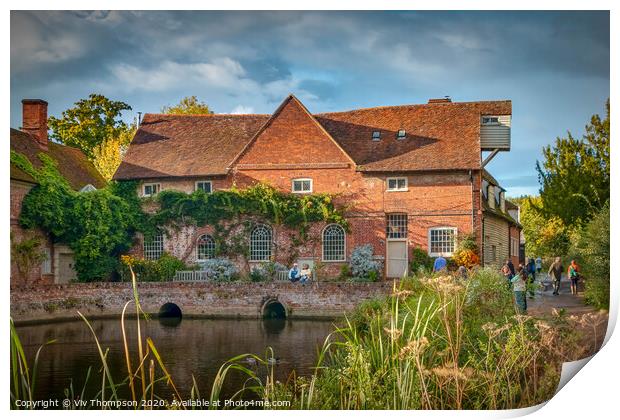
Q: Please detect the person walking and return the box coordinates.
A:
[567,260,581,295]
[511,268,528,314]
[535,256,542,274]
[548,257,564,295]
[526,258,537,298]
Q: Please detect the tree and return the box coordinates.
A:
[510,196,571,258]
[535,99,610,227]
[48,94,132,160]
[161,96,213,115]
[571,203,609,309]
[92,124,137,180]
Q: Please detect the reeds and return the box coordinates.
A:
[10,265,270,410]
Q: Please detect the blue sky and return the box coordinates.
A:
[10,11,609,196]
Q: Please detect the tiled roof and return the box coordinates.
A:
[113,96,511,180]
[317,101,511,172]
[114,114,269,179]
[10,128,106,190]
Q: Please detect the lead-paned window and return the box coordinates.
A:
[250,224,273,261]
[322,224,346,261]
[429,227,457,256]
[292,178,313,193]
[387,214,408,239]
[144,231,164,260]
[387,177,408,191]
[195,181,212,193]
[196,234,216,260]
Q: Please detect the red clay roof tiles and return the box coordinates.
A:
[113,96,511,180]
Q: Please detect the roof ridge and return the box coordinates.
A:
[315,100,512,116]
[143,113,270,118]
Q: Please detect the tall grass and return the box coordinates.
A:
[10,266,271,409]
[10,267,590,410]
[261,269,587,409]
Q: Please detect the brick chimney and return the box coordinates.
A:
[21,99,48,149]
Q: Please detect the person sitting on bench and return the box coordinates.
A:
[288,263,301,283]
[299,263,312,285]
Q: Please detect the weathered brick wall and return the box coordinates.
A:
[10,180,54,286]
[10,281,393,323]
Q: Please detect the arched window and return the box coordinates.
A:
[144,231,164,260]
[322,224,346,261]
[196,234,216,261]
[250,224,272,261]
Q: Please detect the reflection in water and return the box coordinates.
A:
[158,316,183,328]
[16,317,336,401]
[262,318,286,335]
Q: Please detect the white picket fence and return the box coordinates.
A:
[173,270,211,282]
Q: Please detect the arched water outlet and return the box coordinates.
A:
[159,302,183,319]
[262,299,287,319]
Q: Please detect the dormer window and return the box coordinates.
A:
[482,116,500,125]
[372,131,381,141]
[397,129,407,139]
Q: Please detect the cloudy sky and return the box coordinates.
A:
[10,11,609,196]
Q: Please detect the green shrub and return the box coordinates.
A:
[409,246,433,274]
[120,253,189,282]
[571,203,610,309]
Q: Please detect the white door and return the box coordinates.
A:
[58,253,77,284]
[387,241,408,278]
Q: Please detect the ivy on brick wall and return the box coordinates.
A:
[12,150,347,281]
[12,150,140,281]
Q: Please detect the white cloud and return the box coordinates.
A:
[230,105,255,114]
[109,58,250,92]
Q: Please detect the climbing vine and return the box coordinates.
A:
[12,150,348,282]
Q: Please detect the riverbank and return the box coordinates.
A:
[10,281,392,324]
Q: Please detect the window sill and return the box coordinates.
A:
[321,259,347,263]
[386,189,409,192]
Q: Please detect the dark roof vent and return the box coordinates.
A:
[428,97,452,104]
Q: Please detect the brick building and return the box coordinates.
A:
[114,94,521,279]
[10,100,106,285]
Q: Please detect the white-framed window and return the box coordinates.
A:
[428,227,457,256]
[195,181,212,193]
[292,178,313,193]
[372,131,381,141]
[144,231,164,260]
[196,234,216,261]
[143,183,161,197]
[481,116,500,125]
[397,129,407,139]
[481,179,489,199]
[387,214,408,239]
[322,224,346,262]
[41,248,52,274]
[249,224,272,261]
[386,177,408,191]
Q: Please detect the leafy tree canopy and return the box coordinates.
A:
[48,94,133,160]
[510,195,570,258]
[92,125,137,180]
[161,96,213,115]
[535,99,609,227]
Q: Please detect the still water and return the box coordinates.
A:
[16,317,337,401]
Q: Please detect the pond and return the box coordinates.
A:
[15,316,338,402]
